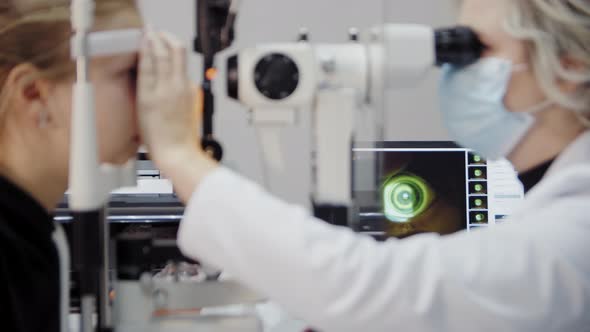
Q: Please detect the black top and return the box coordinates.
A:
[0,175,60,332]
[518,159,555,193]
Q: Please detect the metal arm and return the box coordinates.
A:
[66,1,248,330]
[194,0,240,161]
[69,1,137,331]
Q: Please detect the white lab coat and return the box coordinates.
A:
[177,131,590,332]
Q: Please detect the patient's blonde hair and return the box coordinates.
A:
[0,0,140,128]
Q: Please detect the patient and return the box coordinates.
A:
[0,1,142,331]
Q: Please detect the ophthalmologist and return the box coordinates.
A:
[136,0,590,331]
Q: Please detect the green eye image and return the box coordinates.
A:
[382,174,434,223]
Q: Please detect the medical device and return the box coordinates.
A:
[352,142,524,240]
[69,1,139,331]
[69,1,262,332]
[225,24,484,225]
[68,0,486,330]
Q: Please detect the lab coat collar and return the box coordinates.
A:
[546,130,590,178]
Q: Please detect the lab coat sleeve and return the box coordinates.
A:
[177,167,590,332]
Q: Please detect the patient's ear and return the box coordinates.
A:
[2,63,54,131]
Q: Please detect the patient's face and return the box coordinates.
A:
[47,9,143,175]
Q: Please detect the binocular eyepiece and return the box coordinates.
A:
[226,26,485,101]
[435,26,485,67]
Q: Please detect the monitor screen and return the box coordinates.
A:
[352,142,524,239]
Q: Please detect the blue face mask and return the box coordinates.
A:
[439,57,551,161]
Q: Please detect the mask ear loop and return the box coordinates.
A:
[509,63,555,114]
[509,62,555,115]
[518,99,554,114]
[511,62,590,127]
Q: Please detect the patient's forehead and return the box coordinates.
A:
[91,52,138,76]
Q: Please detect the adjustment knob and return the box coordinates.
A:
[254,53,300,100]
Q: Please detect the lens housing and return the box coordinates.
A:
[435,26,485,67]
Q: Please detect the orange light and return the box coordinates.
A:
[205,68,218,81]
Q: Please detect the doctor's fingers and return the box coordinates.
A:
[150,32,175,86]
[159,32,189,85]
[138,32,174,94]
[138,34,158,94]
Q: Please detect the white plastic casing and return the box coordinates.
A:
[71,29,143,59]
[69,82,101,210]
[314,89,359,205]
[313,44,368,205]
[71,0,94,31]
[314,44,368,96]
[381,24,435,88]
[235,42,369,205]
[69,3,139,210]
[236,43,369,108]
[233,24,437,208]
[238,43,317,108]
[69,83,137,211]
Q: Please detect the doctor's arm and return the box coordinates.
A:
[171,165,590,332]
[137,33,590,332]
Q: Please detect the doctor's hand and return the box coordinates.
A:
[137,31,218,202]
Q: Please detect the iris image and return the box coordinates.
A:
[382,173,434,223]
[353,150,467,239]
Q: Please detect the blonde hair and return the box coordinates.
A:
[503,0,590,118]
[0,0,139,127]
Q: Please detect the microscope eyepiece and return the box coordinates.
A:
[435,26,485,67]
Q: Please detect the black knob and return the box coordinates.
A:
[227,54,239,100]
[435,26,485,67]
[201,137,223,161]
[254,53,300,100]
